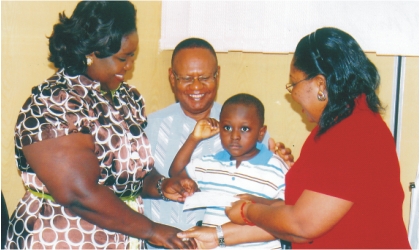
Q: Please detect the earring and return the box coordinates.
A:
[86,56,93,66]
[317,90,326,101]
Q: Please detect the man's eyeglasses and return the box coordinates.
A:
[285,77,310,93]
[172,71,218,85]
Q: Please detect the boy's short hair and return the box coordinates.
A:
[221,93,265,126]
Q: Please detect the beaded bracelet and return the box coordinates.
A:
[240,201,255,226]
[156,176,170,201]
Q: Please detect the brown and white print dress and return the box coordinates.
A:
[6,69,154,249]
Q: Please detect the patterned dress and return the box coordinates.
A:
[6,69,153,249]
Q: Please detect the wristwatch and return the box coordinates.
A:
[215,225,226,248]
[156,176,170,201]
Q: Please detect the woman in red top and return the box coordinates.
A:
[223,27,411,248]
[178,27,410,249]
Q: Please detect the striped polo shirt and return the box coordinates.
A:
[186,143,288,249]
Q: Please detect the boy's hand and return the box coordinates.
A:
[170,118,219,178]
[192,118,220,140]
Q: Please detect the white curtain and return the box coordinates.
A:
[160,1,418,55]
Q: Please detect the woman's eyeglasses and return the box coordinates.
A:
[285,77,310,93]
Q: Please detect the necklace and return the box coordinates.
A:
[100,83,122,99]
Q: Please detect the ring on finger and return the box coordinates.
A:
[182,237,190,242]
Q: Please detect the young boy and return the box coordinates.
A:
[170,93,289,249]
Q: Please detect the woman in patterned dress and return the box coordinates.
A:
[6,1,197,249]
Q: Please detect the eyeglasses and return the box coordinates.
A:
[285,77,310,93]
[172,71,218,85]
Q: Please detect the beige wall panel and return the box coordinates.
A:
[130,2,176,114]
[2,1,418,232]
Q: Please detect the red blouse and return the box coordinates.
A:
[286,95,410,249]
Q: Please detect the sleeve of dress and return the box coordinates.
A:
[15,85,91,148]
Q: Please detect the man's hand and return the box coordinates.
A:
[268,138,294,168]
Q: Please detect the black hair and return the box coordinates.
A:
[221,93,265,126]
[293,27,383,136]
[171,37,218,66]
[48,1,137,76]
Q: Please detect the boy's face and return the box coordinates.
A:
[219,103,267,163]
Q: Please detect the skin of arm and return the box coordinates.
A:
[22,132,196,249]
[177,222,278,249]
[226,190,353,242]
[169,118,219,178]
[176,195,283,247]
[176,202,306,247]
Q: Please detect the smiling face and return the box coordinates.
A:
[169,47,220,121]
[219,103,267,164]
[289,60,328,123]
[86,31,138,91]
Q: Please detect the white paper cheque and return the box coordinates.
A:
[183,191,240,211]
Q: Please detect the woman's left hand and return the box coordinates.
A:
[162,176,198,202]
[225,200,249,225]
